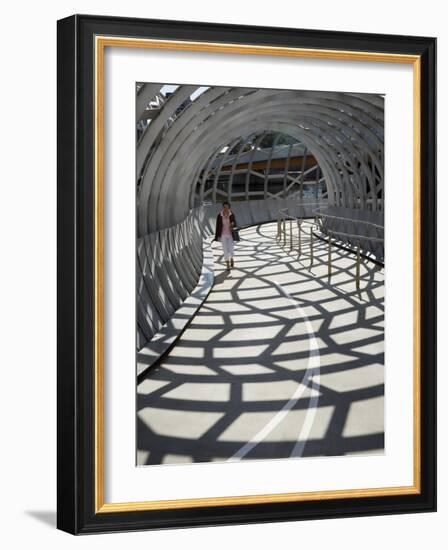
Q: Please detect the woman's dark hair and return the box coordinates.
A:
[222,201,230,207]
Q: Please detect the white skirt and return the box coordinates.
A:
[220,234,234,260]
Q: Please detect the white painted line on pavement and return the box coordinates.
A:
[228,281,321,460]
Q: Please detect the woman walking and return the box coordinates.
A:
[214,201,237,271]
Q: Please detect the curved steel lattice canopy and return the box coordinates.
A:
[136,83,384,236]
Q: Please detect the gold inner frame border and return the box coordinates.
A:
[94,35,421,513]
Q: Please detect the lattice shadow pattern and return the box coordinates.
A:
[137,222,384,465]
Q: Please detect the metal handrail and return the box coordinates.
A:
[276,207,319,264]
[276,207,384,291]
[312,206,384,231]
[324,228,383,243]
[313,209,384,251]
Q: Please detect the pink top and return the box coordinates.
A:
[221,212,232,236]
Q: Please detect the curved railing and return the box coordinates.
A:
[276,207,384,290]
[313,207,383,241]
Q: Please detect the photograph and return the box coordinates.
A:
[135,83,385,466]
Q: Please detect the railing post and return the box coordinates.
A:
[297,220,301,257]
[277,215,281,241]
[328,235,332,279]
[310,226,313,266]
[356,241,360,290]
[283,217,286,246]
[289,218,293,250]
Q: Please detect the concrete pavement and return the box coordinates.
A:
[137,222,384,465]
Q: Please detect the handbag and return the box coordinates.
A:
[232,227,240,242]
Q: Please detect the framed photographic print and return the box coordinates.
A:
[57,14,436,534]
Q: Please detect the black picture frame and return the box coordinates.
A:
[57,14,436,535]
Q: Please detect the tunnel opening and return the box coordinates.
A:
[193,131,328,207]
